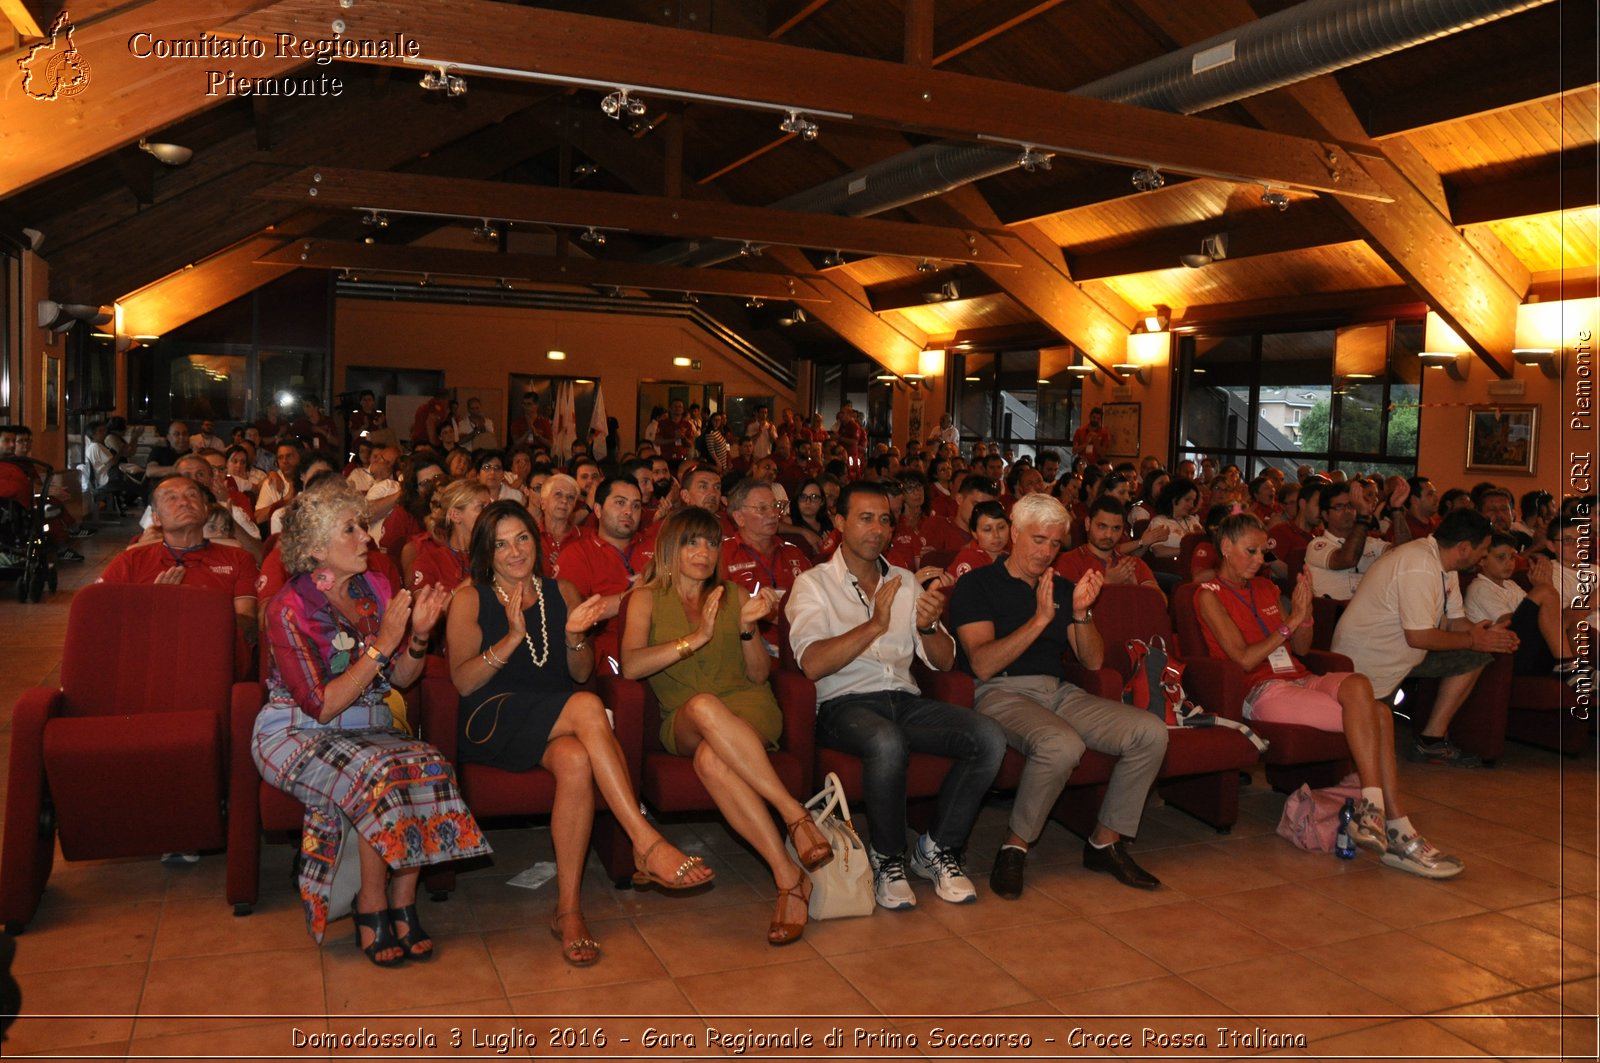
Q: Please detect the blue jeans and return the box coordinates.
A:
[815,689,1007,858]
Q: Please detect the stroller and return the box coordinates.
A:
[0,456,61,603]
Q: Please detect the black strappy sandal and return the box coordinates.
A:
[386,903,434,962]
[353,909,405,968]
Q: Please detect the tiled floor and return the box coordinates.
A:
[1,516,1597,1060]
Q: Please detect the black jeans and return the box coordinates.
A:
[815,689,1006,857]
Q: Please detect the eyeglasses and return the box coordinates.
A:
[797,493,822,502]
[479,463,504,472]
[742,503,778,515]
[1326,502,1354,511]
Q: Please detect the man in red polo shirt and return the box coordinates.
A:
[721,478,810,649]
[553,477,654,672]
[678,464,736,538]
[1054,497,1162,598]
[99,474,259,647]
[920,474,1000,559]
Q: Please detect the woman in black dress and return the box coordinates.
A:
[445,501,713,966]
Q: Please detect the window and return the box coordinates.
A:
[951,348,1084,464]
[1174,320,1421,478]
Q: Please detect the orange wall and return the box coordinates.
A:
[334,299,797,445]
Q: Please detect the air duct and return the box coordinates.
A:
[1073,0,1549,115]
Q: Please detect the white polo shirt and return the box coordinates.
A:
[1304,530,1389,601]
[785,550,942,705]
[1331,537,1464,698]
[1464,573,1525,624]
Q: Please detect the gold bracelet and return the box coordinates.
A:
[675,637,693,660]
[566,637,589,652]
[483,645,506,668]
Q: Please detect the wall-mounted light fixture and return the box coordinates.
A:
[1418,351,1468,381]
[1112,363,1149,384]
[1512,348,1560,378]
[1063,364,1099,381]
[546,349,567,361]
[138,138,192,166]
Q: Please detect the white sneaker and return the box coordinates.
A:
[909,833,977,904]
[1380,831,1465,879]
[870,849,917,910]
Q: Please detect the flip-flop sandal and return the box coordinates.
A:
[549,910,600,967]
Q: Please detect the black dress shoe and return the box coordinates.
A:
[990,846,1026,900]
[1083,840,1160,890]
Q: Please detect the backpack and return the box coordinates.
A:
[1122,635,1270,752]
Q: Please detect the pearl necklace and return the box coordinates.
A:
[492,577,551,667]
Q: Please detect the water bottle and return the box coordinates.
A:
[1334,798,1357,860]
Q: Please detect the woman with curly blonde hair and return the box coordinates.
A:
[252,478,489,967]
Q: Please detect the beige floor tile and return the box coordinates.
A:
[1476,839,1600,895]
[1436,990,1575,1059]
[1132,841,1292,897]
[325,999,515,1057]
[152,892,318,960]
[1297,864,1489,928]
[801,905,955,957]
[506,976,695,1017]
[1299,933,1519,1013]
[631,901,822,978]
[136,948,325,1037]
[967,916,1167,997]
[1183,951,1399,1018]
[917,876,1075,933]
[1410,911,1596,989]
[1026,861,1194,916]
[1199,882,1387,950]
[321,932,506,1015]
[676,956,876,1015]
[829,937,1033,1015]
[1091,900,1285,974]
[1432,851,1565,910]
[9,899,161,972]
[1502,894,1600,948]
[34,855,172,911]
[0,961,144,1054]
[1199,831,1362,882]
[485,917,668,995]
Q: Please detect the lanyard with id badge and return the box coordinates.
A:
[1220,582,1299,674]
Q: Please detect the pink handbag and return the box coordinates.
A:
[1275,775,1362,853]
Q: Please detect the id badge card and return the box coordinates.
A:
[1267,645,1297,674]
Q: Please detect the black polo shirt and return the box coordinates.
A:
[949,554,1076,677]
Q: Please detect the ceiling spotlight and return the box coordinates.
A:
[745,297,766,310]
[1017,147,1052,173]
[138,138,192,166]
[1142,305,1170,332]
[681,291,700,305]
[1180,233,1228,269]
[361,210,390,230]
[419,67,447,91]
[821,250,845,267]
[939,279,962,302]
[1131,167,1165,192]
[472,218,500,242]
[1261,187,1290,211]
[579,226,606,246]
[779,109,820,141]
[600,88,647,119]
[445,73,467,97]
[778,306,808,327]
[739,242,763,258]
[419,273,431,287]
[573,163,600,177]
[498,278,513,290]
[916,259,937,273]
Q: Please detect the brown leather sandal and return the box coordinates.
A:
[768,873,812,947]
[785,814,834,872]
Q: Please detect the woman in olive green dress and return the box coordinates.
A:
[621,506,832,946]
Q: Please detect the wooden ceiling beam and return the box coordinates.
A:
[257,239,832,303]
[933,0,1069,67]
[1128,0,1524,379]
[256,166,1019,267]
[766,0,833,39]
[0,0,304,197]
[45,82,540,303]
[217,0,1389,202]
[1450,150,1600,226]
[533,92,929,376]
[1069,200,1355,280]
[118,231,301,340]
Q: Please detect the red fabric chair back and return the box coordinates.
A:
[1091,584,1176,678]
[1169,582,1209,657]
[60,583,235,717]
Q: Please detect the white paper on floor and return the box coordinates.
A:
[507,861,557,890]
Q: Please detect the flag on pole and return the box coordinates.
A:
[552,380,577,459]
[588,383,609,460]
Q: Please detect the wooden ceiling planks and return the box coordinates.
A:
[1479,207,1600,273]
[118,231,300,339]
[1102,241,1404,316]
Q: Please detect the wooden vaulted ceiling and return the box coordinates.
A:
[2,0,1595,381]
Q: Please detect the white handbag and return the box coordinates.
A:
[784,771,875,919]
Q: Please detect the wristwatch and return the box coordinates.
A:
[739,629,756,641]
[364,643,391,666]
[1070,609,1094,625]
[1275,624,1292,638]
[917,622,942,636]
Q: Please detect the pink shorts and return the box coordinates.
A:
[1243,672,1354,733]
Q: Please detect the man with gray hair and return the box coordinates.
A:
[950,493,1168,898]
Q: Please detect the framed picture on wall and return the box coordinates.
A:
[1466,404,1537,475]
[1102,402,1141,458]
